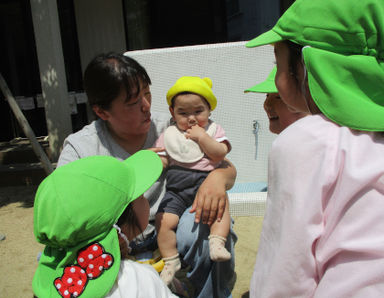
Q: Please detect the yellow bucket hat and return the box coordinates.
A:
[166,76,217,111]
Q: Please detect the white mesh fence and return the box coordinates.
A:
[126,42,274,217]
[228,192,267,217]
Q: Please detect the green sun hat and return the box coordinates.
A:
[33,151,163,298]
[244,66,278,94]
[246,0,384,131]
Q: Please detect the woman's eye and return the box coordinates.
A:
[126,98,140,106]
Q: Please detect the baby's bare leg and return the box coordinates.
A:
[209,196,231,262]
[156,212,181,285]
[210,195,230,237]
[156,212,179,257]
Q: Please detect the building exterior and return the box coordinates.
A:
[0,0,292,160]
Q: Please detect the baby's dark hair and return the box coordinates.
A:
[83,52,151,110]
[170,91,211,109]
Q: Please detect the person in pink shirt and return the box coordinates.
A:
[246,0,384,297]
[154,76,232,286]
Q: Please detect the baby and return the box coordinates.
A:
[155,76,232,285]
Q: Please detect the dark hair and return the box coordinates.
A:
[116,203,143,236]
[83,52,151,110]
[284,40,303,84]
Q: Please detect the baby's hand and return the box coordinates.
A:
[185,125,206,142]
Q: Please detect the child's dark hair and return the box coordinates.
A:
[284,40,303,85]
[83,52,151,110]
[170,91,211,109]
[116,203,143,237]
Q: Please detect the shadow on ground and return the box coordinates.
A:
[0,186,37,208]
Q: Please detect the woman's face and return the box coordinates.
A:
[274,42,309,113]
[93,80,152,138]
[263,92,306,134]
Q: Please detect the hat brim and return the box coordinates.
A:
[123,150,163,200]
[245,66,278,94]
[303,47,384,131]
[33,228,121,297]
[244,80,278,94]
[246,29,283,48]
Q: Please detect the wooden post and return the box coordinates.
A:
[30,0,72,161]
[0,73,54,175]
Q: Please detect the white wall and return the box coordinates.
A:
[126,42,277,183]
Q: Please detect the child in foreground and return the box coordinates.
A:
[155,76,232,285]
[32,151,177,298]
[246,0,384,296]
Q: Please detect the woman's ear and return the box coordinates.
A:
[93,105,109,121]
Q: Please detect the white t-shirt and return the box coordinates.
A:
[106,260,177,298]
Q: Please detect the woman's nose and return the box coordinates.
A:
[141,96,151,111]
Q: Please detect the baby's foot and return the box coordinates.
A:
[160,254,181,285]
[208,235,231,262]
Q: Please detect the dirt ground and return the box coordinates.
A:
[0,186,262,298]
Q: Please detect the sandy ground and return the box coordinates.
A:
[0,186,262,298]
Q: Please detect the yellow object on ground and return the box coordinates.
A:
[129,248,165,272]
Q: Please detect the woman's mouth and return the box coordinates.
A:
[143,113,151,122]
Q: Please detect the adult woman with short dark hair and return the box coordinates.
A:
[57,52,237,298]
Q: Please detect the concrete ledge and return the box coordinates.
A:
[229,192,267,217]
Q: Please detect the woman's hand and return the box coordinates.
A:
[146,147,168,168]
[190,159,236,225]
[147,147,165,154]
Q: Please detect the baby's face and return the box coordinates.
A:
[170,93,211,131]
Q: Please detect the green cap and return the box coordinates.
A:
[246,0,384,131]
[244,66,278,94]
[32,151,163,298]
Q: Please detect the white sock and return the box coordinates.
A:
[208,235,231,262]
[160,253,181,285]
